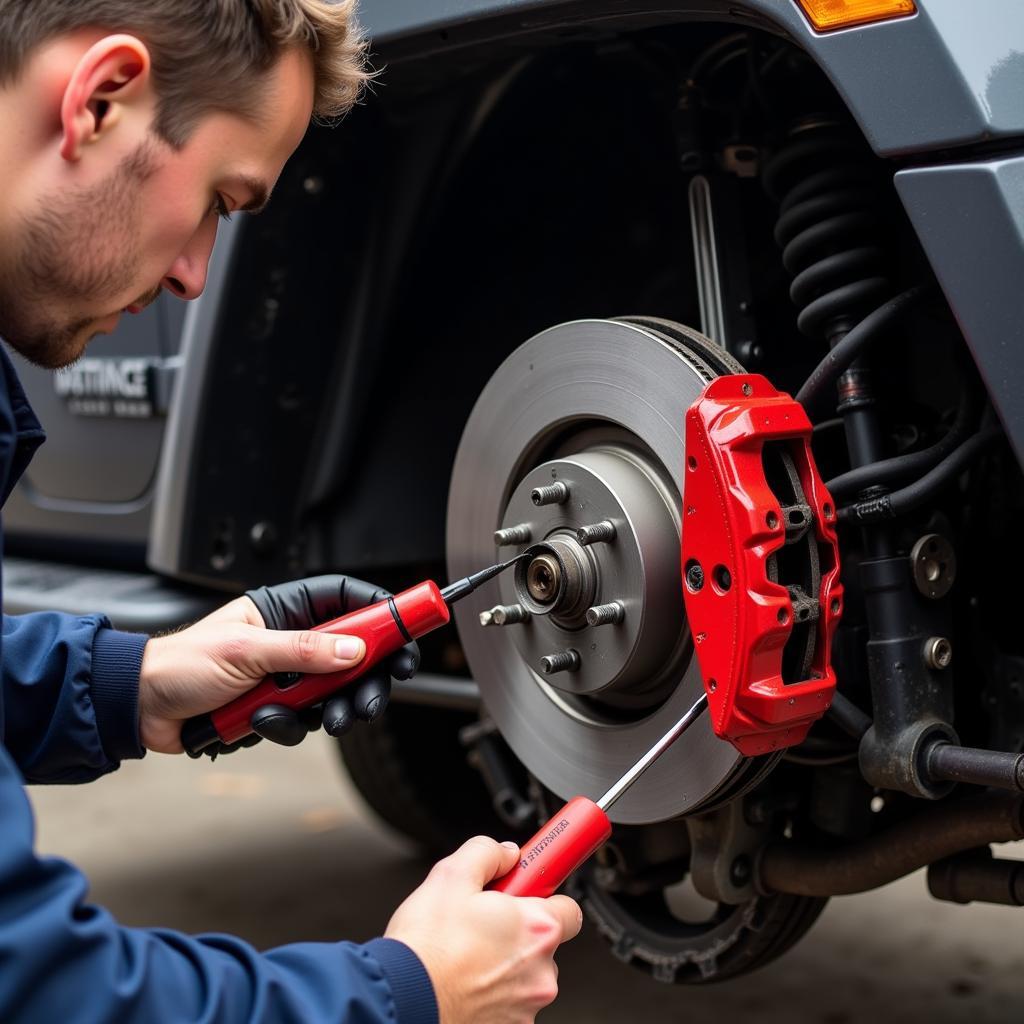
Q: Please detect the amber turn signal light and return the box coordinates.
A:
[797,0,916,32]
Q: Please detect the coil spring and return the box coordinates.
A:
[763,126,891,342]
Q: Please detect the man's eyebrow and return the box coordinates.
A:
[236,177,272,214]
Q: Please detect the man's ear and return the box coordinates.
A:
[59,34,152,163]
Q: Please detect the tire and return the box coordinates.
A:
[335,702,524,856]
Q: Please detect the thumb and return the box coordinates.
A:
[442,836,521,891]
[243,627,366,676]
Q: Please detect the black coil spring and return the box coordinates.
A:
[763,126,891,342]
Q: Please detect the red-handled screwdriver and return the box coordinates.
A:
[181,554,530,757]
[489,693,710,898]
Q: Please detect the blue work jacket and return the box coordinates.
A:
[0,346,438,1024]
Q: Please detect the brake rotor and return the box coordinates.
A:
[447,318,767,824]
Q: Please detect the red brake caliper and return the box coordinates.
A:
[682,374,843,756]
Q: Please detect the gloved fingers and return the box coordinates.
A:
[386,641,421,681]
[191,733,263,760]
[299,704,324,733]
[245,575,393,631]
[351,670,392,723]
[323,668,391,737]
[323,694,356,738]
[251,704,312,747]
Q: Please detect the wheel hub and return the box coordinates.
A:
[501,450,684,705]
[446,318,759,823]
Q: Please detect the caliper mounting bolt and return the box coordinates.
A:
[479,603,531,627]
[540,649,581,675]
[531,481,569,507]
[576,521,617,546]
[685,560,705,592]
[586,602,625,627]
[494,524,532,546]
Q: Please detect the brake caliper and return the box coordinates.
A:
[682,374,842,756]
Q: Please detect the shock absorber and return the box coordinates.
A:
[764,122,957,798]
[763,123,890,345]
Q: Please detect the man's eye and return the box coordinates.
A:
[212,194,233,222]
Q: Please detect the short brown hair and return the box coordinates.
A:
[0,0,370,146]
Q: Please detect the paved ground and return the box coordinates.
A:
[28,734,1024,1023]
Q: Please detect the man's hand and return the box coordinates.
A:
[386,837,583,1023]
[138,595,369,753]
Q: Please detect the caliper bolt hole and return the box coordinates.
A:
[685,560,705,592]
[712,565,732,593]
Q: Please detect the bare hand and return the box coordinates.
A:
[385,836,582,1023]
[137,597,366,753]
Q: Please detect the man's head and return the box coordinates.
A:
[0,1,368,368]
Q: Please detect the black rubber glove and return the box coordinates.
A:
[196,575,419,758]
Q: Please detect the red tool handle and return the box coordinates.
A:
[184,581,449,753]
[488,796,613,898]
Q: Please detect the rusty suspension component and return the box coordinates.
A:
[757,794,1024,897]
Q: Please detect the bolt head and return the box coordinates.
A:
[685,560,705,592]
[925,636,953,670]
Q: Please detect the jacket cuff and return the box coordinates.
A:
[363,938,439,1024]
[90,629,147,763]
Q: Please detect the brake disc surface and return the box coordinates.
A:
[446,319,751,824]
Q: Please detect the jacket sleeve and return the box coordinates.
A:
[2,612,148,783]
[0,746,438,1024]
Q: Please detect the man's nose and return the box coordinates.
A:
[162,219,218,300]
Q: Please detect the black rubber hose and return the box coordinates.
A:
[795,285,932,416]
[825,388,975,502]
[839,425,1003,524]
[758,793,1024,897]
[826,692,871,740]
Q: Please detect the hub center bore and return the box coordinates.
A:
[526,554,562,605]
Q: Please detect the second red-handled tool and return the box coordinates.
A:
[489,692,710,898]
[181,554,529,757]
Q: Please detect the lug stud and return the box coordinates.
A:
[494,524,532,546]
[531,481,569,507]
[576,521,616,546]
[586,602,625,627]
[480,603,530,626]
[540,649,581,675]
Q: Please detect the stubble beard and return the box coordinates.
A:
[0,140,160,370]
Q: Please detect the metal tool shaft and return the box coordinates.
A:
[596,693,709,811]
[440,553,531,605]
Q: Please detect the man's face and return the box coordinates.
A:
[0,45,314,369]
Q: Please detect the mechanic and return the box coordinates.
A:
[0,2,581,1022]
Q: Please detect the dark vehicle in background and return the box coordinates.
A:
[8,0,1024,985]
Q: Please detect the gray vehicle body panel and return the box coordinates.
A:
[363,0,1024,156]
[4,296,186,549]
[896,155,1024,466]
[147,221,244,585]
